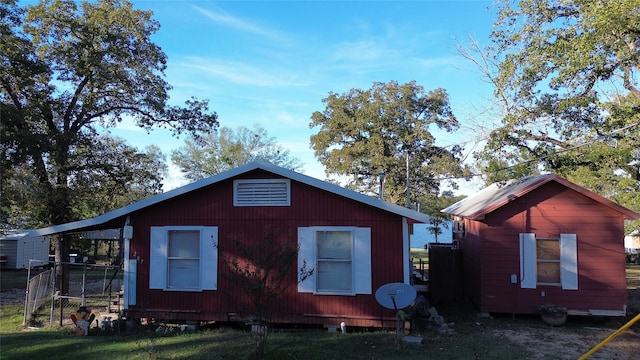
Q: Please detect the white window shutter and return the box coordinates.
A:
[149,227,167,289]
[519,233,537,289]
[354,227,372,294]
[201,227,218,290]
[297,227,315,293]
[560,233,578,290]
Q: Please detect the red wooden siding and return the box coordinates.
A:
[464,181,628,315]
[127,170,407,327]
[460,219,482,307]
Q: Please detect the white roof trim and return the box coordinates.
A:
[34,161,430,236]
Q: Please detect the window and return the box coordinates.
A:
[167,230,200,289]
[317,230,353,292]
[150,226,218,291]
[298,226,371,295]
[537,238,560,285]
[519,233,578,290]
[234,179,290,206]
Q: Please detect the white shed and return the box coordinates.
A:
[625,230,640,251]
[0,230,50,269]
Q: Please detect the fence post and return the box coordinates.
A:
[23,261,32,325]
[58,262,64,326]
[81,262,87,306]
[49,268,56,327]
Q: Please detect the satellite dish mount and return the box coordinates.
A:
[374,282,417,341]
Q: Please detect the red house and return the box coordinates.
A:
[443,174,640,316]
[37,161,429,328]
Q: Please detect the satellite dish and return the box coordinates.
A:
[375,282,417,310]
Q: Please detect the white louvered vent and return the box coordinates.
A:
[233,179,291,206]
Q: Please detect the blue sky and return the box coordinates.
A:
[105,0,500,193]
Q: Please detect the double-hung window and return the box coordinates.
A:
[519,233,578,290]
[316,230,353,292]
[298,226,371,295]
[536,238,561,285]
[167,230,200,289]
[150,226,218,291]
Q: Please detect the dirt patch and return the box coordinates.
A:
[493,323,640,359]
[0,288,26,305]
[484,265,640,359]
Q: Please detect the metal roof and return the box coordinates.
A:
[0,229,42,240]
[442,173,640,220]
[34,160,431,236]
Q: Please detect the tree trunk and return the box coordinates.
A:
[49,181,73,294]
[107,240,113,260]
[54,234,70,294]
[93,239,99,260]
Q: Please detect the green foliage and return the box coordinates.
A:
[538,304,567,315]
[172,124,303,181]
[1,0,217,261]
[310,80,471,206]
[472,0,640,227]
[417,191,465,242]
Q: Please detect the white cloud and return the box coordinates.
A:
[192,5,292,43]
[175,57,309,88]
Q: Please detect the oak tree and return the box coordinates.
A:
[471,0,640,228]
[310,80,470,206]
[172,124,303,181]
[1,0,218,264]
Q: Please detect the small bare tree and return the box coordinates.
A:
[219,226,314,359]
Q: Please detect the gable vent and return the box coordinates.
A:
[234,179,291,206]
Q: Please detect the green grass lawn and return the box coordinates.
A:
[410,248,428,263]
[0,311,530,360]
[3,261,638,359]
[1,278,530,360]
[1,269,32,291]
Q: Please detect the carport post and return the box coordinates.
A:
[81,262,87,306]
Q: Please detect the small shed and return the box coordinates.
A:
[34,161,431,328]
[0,230,50,269]
[625,230,640,251]
[442,174,640,317]
[625,230,640,263]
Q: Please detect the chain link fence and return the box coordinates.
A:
[23,266,55,326]
[26,261,123,328]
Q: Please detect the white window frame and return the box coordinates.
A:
[149,226,218,292]
[519,233,578,290]
[316,229,353,293]
[298,226,371,295]
[233,179,291,206]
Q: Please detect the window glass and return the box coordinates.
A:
[167,230,200,289]
[317,231,351,259]
[317,262,352,291]
[316,230,352,292]
[538,262,561,283]
[168,230,199,257]
[537,239,560,259]
[537,238,560,284]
